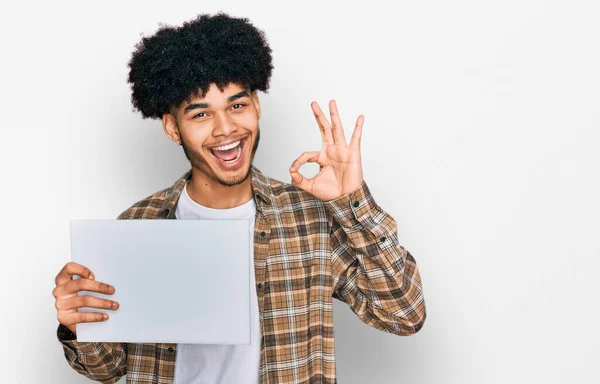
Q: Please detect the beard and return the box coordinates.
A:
[180,127,261,187]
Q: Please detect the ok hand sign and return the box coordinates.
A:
[289,100,364,201]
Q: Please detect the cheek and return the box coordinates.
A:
[181,127,209,147]
[237,109,259,126]
[241,120,259,135]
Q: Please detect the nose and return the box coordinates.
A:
[212,111,238,137]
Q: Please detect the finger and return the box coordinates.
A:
[289,151,319,190]
[290,151,321,172]
[290,170,315,191]
[57,295,119,311]
[59,311,109,326]
[349,114,364,150]
[56,262,95,286]
[57,278,115,296]
[311,101,334,146]
[329,100,347,146]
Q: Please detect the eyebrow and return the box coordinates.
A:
[183,89,250,114]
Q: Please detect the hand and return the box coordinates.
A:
[289,100,364,201]
[53,262,119,336]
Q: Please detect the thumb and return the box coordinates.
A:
[290,169,310,191]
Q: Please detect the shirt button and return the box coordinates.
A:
[353,201,360,207]
[260,231,266,237]
[380,236,386,242]
[168,347,174,352]
[257,283,262,289]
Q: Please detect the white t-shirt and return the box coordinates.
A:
[173,181,260,384]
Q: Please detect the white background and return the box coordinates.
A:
[1,0,599,383]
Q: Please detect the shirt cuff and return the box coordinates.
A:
[57,323,102,354]
[57,323,76,341]
[322,180,378,228]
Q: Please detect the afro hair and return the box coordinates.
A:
[127,12,274,119]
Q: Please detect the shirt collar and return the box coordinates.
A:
[158,165,272,219]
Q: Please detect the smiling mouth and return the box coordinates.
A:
[209,137,247,165]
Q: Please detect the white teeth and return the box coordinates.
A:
[213,140,241,151]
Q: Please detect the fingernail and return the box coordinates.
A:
[103,314,108,320]
[90,273,95,280]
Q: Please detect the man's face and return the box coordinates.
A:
[165,82,261,187]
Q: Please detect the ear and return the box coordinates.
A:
[252,91,261,120]
[162,113,180,143]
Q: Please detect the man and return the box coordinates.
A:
[53,12,426,384]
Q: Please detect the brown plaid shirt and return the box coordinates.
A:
[57,165,426,383]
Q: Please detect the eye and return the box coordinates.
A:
[232,103,245,110]
[193,112,206,119]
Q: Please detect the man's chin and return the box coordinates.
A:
[211,161,252,187]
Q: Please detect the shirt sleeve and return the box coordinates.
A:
[323,180,427,335]
[57,323,128,383]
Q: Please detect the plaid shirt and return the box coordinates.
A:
[57,165,426,383]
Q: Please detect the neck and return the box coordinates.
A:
[186,166,254,209]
